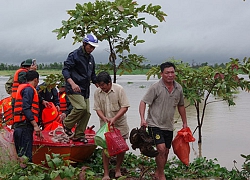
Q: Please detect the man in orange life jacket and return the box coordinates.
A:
[5,61,25,95]
[58,83,72,122]
[13,70,44,163]
[10,59,37,111]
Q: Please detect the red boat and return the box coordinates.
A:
[1,124,97,164]
[0,96,97,164]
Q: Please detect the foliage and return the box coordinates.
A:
[0,157,20,179]
[240,154,250,179]
[0,67,150,77]
[0,62,228,72]
[79,149,248,179]
[53,0,167,82]
[96,54,147,77]
[79,148,104,178]
[165,156,244,179]
[80,148,156,179]
[0,154,76,180]
[42,153,81,179]
[38,74,65,92]
[146,57,250,143]
[1,149,250,179]
[0,63,20,70]
[0,153,96,180]
[0,62,64,71]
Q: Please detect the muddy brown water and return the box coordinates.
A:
[0,75,250,170]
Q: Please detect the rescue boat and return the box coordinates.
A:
[0,96,97,164]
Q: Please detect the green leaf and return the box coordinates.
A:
[131,19,138,27]
[52,0,167,83]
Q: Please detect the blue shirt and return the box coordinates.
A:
[21,86,36,122]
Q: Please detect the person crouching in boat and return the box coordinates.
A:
[58,82,73,122]
[39,83,73,131]
[36,82,60,129]
[13,70,44,164]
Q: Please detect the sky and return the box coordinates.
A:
[0,0,250,66]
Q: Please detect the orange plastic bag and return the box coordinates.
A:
[105,123,129,156]
[42,102,60,128]
[172,127,195,166]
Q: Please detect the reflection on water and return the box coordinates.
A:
[0,75,250,170]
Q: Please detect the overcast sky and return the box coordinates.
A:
[0,0,250,66]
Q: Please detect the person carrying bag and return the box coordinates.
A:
[93,71,130,180]
[105,123,129,156]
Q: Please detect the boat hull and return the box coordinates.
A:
[1,126,97,164]
[32,143,96,164]
[0,97,97,164]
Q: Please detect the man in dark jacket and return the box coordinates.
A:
[62,34,98,143]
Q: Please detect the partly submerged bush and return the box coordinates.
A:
[81,149,248,180]
[0,148,250,180]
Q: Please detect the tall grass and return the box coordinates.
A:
[0,70,62,76]
[0,69,149,76]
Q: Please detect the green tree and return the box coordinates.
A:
[146,57,250,144]
[53,0,167,83]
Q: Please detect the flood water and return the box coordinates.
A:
[0,75,249,170]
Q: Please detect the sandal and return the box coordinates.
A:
[72,137,88,144]
[62,123,73,136]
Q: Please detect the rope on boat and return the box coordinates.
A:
[48,126,71,143]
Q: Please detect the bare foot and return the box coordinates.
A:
[153,175,159,180]
[102,176,110,180]
[115,171,122,178]
[20,162,27,169]
[158,175,166,180]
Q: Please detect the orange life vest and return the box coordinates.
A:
[0,96,13,125]
[11,68,28,99]
[59,92,67,114]
[42,102,60,126]
[0,99,3,127]
[13,84,39,123]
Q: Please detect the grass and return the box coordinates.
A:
[114,69,149,75]
[0,69,150,76]
[0,69,62,76]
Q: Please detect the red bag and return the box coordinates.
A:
[172,127,195,166]
[104,123,129,156]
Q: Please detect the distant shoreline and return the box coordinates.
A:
[0,69,149,76]
[0,69,62,77]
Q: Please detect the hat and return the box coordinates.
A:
[57,82,66,88]
[22,59,32,66]
[83,34,99,47]
[61,82,66,87]
[20,61,25,66]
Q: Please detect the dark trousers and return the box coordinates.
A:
[13,125,34,162]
